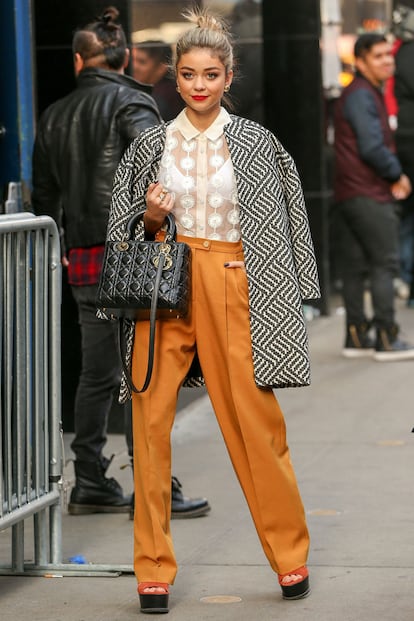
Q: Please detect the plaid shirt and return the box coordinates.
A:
[67,245,105,286]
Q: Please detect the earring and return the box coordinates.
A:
[176,85,181,93]
[224,84,230,93]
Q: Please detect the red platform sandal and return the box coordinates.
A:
[278,566,310,600]
[138,582,170,614]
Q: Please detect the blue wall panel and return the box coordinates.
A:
[0,0,35,194]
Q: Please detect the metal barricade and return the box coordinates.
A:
[0,213,132,576]
[0,213,62,573]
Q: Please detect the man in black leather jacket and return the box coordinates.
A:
[32,8,210,519]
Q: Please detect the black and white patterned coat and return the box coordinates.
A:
[106,115,320,402]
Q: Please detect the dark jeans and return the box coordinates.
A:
[70,284,132,462]
[334,197,399,328]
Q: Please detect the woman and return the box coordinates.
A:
[106,8,320,614]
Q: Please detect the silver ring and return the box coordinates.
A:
[159,191,166,202]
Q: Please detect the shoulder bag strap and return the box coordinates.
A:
[118,252,166,393]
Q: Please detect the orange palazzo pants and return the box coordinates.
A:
[131,236,309,585]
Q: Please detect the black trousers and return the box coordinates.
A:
[334,196,399,328]
[70,284,132,462]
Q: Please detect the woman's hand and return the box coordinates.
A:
[224,261,245,271]
[144,182,175,234]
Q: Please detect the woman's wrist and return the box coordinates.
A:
[143,210,164,235]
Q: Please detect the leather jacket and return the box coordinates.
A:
[32,67,161,250]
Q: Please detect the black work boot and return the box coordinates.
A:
[374,324,414,361]
[342,322,375,358]
[129,477,211,520]
[171,476,211,519]
[68,458,132,515]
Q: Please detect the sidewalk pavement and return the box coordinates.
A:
[1,296,414,620]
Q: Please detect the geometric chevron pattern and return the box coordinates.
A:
[107,116,320,402]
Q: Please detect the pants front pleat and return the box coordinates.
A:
[131,237,309,584]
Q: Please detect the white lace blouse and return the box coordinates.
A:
[158,107,241,241]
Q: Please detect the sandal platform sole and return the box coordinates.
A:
[139,593,169,614]
[281,576,310,600]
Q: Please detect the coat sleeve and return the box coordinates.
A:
[32,122,66,255]
[270,133,320,300]
[107,140,139,240]
[106,135,151,241]
[104,138,146,404]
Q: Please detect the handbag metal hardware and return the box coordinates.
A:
[153,243,173,270]
[117,241,129,251]
[159,243,171,254]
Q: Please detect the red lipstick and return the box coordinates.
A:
[192,95,208,101]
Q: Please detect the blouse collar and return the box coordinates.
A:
[173,107,232,141]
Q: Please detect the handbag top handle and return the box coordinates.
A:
[124,210,177,242]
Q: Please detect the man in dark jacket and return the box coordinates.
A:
[394,3,414,302]
[32,8,210,518]
[334,32,414,360]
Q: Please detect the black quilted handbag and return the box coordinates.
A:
[97,210,191,392]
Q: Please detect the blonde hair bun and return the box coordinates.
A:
[183,7,227,33]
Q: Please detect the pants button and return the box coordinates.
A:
[203,241,209,248]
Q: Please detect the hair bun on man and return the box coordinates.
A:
[74,5,126,68]
[101,6,120,24]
